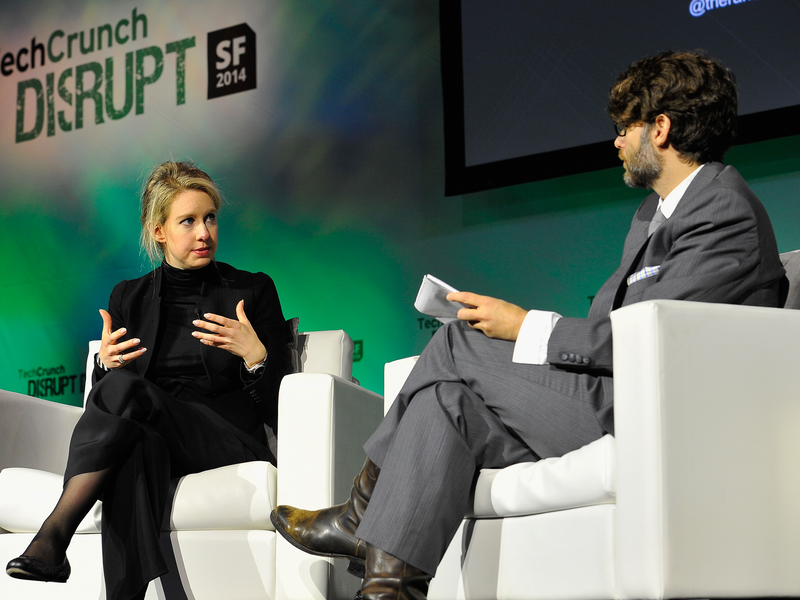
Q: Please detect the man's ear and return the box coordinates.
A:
[651,113,672,148]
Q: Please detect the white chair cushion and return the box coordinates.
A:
[168,461,277,531]
[0,461,277,533]
[0,468,102,533]
[470,434,616,518]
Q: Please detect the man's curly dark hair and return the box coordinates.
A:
[607,50,738,164]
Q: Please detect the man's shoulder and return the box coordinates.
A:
[685,162,759,209]
[695,162,748,191]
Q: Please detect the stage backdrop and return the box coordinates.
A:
[0,0,448,403]
[2,0,799,407]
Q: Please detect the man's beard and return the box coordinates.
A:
[623,125,663,189]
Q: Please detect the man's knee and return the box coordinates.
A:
[429,380,485,439]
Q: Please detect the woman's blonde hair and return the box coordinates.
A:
[140,161,222,264]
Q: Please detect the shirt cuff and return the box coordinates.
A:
[95,353,110,371]
[512,310,562,365]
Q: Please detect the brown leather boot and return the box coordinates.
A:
[271,458,379,576]
[360,544,431,600]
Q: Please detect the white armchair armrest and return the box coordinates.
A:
[384,356,418,414]
[0,389,82,475]
[612,300,800,599]
[275,372,384,600]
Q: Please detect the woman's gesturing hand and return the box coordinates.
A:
[192,299,267,368]
[98,309,147,369]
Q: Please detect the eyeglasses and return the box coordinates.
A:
[614,121,647,137]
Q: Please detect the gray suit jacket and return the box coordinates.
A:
[547,162,785,376]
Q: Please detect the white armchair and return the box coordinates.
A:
[383,251,800,600]
[0,329,384,600]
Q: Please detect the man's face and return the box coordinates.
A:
[617,123,663,189]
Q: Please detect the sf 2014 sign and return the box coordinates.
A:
[207,23,256,100]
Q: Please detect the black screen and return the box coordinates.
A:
[441,0,800,195]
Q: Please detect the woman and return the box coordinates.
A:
[6,161,292,600]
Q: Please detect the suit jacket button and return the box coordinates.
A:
[568,353,576,363]
[560,353,569,361]
[582,357,592,365]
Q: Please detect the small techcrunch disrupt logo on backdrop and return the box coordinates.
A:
[19,364,86,399]
[6,7,257,143]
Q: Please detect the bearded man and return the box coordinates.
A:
[271,50,787,600]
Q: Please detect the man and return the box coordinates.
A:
[271,50,786,599]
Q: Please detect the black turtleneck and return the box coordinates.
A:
[149,261,217,394]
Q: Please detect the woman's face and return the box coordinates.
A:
[153,189,218,270]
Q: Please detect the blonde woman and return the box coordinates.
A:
[7,161,292,600]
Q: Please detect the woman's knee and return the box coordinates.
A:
[86,370,152,418]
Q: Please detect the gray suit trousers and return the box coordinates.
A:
[357,320,609,575]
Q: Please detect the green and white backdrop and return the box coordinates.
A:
[1,0,799,406]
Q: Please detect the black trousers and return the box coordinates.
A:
[64,370,272,600]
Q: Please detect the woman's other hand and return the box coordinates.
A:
[192,300,267,368]
[98,309,147,369]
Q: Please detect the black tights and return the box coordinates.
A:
[24,468,110,566]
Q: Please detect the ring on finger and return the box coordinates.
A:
[118,354,126,365]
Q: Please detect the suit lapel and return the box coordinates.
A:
[589,193,657,317]
[134,268,163,377]
[612,163,723,311]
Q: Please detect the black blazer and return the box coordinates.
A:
[93,261,292,437]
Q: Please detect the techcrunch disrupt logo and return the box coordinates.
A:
[9,8,196,143]
[19,364,86,398]
[690,0,757,17]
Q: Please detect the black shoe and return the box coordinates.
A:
[6,554,71,583]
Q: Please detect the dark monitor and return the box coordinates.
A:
[441,0,800,196]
